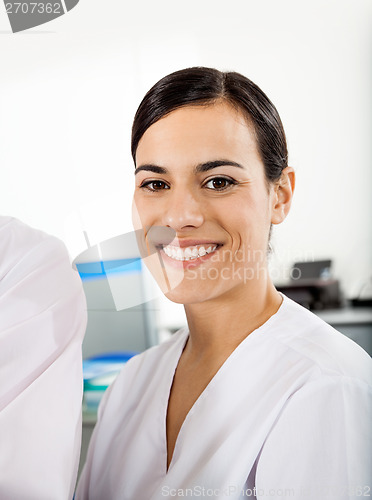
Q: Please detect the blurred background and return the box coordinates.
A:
[1,0,371,332]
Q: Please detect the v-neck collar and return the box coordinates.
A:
[160,328,189,475]
[162,294,286,476]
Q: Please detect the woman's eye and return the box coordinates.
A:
[140,180,170,191]
[204,177,236,191]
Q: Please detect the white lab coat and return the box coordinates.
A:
[76,293,371,500]
[0,216,87,499]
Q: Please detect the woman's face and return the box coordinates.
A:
[133,101,283,304]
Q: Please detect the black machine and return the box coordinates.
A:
[276,260,342,311]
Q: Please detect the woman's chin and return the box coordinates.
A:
[162,281,216,305]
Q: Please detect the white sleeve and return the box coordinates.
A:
[0,217,87,500]
[255,374,372,500]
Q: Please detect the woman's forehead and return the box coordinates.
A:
[135,101,260,167]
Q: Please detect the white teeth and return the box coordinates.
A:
[184,247,193,258]
[191,247,198,257]
[161,244,218,261]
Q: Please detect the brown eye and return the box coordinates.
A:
[151,181,167,190]
[212,178,227,189]
[204,177,236,191]
[140,180,170,191]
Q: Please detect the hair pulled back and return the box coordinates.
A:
[131,67,288,183]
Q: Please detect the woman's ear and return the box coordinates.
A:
[271,166,295,224]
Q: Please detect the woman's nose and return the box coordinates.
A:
[162,189,204,231]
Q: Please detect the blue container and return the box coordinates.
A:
[83,352,138,412]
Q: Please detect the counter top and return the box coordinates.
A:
[315,307,372,325]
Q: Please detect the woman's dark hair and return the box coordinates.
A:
[131,67,288,184]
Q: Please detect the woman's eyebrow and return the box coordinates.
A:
[134,160,244,176]
[194,160,244,173]
[134,164,167,175]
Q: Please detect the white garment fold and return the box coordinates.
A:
[0,216,87,500]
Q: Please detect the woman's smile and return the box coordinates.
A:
[158,241,222,269]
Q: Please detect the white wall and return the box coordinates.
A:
[1,0,371,327]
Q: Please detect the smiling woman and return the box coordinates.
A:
[76,68,371,500]
[132,100,293,307]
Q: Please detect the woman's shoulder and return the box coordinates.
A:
[269,294,372,386]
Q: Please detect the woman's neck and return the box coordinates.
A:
[183,279,282,360]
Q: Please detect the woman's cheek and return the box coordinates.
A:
[132,195,155,228]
